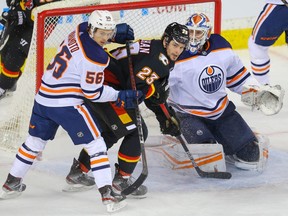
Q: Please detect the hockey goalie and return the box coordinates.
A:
[146,13,284,175]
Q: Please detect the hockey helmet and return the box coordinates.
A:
[88,10,116,37]
[162,22,189,47]
[185,13,212,54]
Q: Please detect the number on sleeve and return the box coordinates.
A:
[46,45,72,79]
[86,72,104,84]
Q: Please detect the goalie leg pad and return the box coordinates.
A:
[229,133,269,172]
[146,135,226,173]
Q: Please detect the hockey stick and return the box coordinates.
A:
[281,0,288,7]
[121,41,148,196]
[159,104,232,179]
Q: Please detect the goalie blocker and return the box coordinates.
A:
[146,133,269,173]
[241,84,285,115]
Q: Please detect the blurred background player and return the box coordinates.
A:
[248,0,288,85]
[0,10,143,213]
[0,0,63,100]
[167,13,284,172]
[65,22,189,196]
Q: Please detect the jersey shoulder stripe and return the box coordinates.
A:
[78,23,109,66]
[177,34,232,62]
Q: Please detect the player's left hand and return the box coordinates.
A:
[149,78,170,105]
[111,23,134,44]
[116,90,144,109]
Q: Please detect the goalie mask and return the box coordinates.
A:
[88,10,116,38]
[185,13,212,54]
[162,22,189,47]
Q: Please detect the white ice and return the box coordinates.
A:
[0,46,288,216]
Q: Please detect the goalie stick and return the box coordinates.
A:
[159,104,232,179]
[121,41,148,196]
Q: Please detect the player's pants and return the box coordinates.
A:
[177,102,256,155]
[248,4,288,84]
[252,4,288,46]
[29,101,102,144]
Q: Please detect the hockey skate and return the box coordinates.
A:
[0,88,7,100]
[112,163,148,199]
[0,174,26,200]
[99,185,127,213]
[0,85,16,100]
[63,158,95,192]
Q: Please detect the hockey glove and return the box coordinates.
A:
[149,78,170,105]
[241,84,285,115]
[157,106,181,137]
[115,90,144,109]
[111,23,134,44]
[2,10,26,26]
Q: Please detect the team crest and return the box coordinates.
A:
[111,124,118,131]
[24,0,34,10]
[198,65,224,94]
[77,132,84,137]
[159,53,169,66]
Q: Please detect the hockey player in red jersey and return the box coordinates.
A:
[0,10,143,213]
[168,13,284,173]
[64,22,189,196]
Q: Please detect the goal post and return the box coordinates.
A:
[0,0,222,151]
[36,0,221,90]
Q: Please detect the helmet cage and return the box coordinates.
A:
[185,13,212,54]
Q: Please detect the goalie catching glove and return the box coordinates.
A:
[241,84,285,115]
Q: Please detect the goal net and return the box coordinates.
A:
[0,0,221,151]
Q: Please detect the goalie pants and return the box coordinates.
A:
[77,100,148,175]
[28,101,103,144]
[177,101,257,156]
[0,24,33,90]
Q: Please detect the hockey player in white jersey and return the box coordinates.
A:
[0,10,143,213]
[248,0,288,85]
[168,13,284,172]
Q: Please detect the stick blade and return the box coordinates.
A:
[121,171,148,196]
[196,167,232,179]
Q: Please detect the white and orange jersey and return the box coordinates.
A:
[168,34,259,120]
[265,0,286,5]
[36,22,119,107]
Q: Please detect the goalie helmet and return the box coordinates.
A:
[88,10,116,38]
[162,22,189,47]
[185,13,212,54]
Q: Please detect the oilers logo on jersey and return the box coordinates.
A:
[199,65,224,94]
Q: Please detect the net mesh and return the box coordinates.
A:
[0,0,220,151]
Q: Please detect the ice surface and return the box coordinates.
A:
[0,46,288,216]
